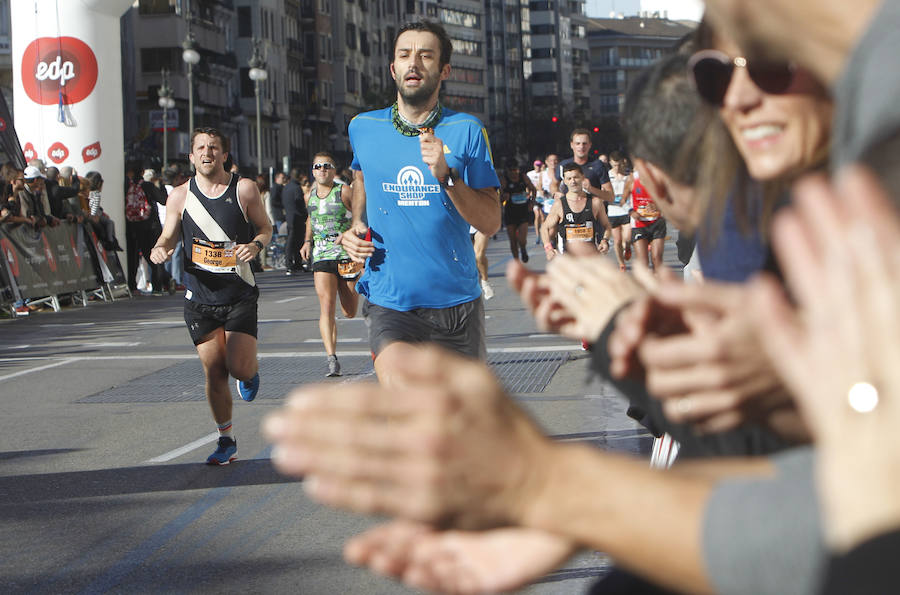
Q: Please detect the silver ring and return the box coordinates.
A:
[574,284,585,296]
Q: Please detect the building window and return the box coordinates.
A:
[452,39,482,57]
[439,8,480,28]
[449,66,484,85]
[443,95,485,113]
[138,0,177,14]
[140,47,180,72]
[319,0,331,14]
[237,6,252,37]
[531,71,557,82]
[360,31,370,56]
[346,67,358,94]
[346,23,357,50]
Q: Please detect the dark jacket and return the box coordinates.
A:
[269,182,284,220]
[282,180,307,221]
[46,179,80,218]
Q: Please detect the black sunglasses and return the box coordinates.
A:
[312,163,335,170]
[688,50,795,106]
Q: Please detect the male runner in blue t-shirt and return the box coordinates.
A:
[340,21,501,380]
[556,128,615,203]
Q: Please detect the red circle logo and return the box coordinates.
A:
[0,117,6,132]
[21,37,98,106]
[47,141,70,164]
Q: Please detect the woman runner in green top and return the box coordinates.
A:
[300,152,360,377]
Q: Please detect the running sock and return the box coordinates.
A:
[217,420,233,439]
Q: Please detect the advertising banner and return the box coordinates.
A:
[0,223,101,299]
[11,0,133,270]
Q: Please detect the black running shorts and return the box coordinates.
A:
[632,218,667,243]
[183,286,259,345]
[608,214,630,229]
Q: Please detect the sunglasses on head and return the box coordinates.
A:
[688,49,796,106]
[312,163,334,170]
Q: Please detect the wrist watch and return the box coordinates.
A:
[253,240,264,252]
[440,167,459,188]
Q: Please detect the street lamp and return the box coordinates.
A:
[182,27,200,135]
[157,69,176,169]
[248,38,268,175]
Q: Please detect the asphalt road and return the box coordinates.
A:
[0,234,679,594]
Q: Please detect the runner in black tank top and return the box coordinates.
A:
[556,194,599,253]
[501,160,536,262]
[541,162,612,260]
[149,128,273,465]
[181,173,255,305]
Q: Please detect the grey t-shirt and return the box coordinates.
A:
[703,447,826,595]
[832,0,900,177]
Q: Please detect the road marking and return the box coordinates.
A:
[10,344,31,349]
[0,358,78,382]
[274,296,305,304]
[145,432,218,463]
[41,322,95,327]
[527,333,548,338]
[259,318,294,323]
[0,344,579,367]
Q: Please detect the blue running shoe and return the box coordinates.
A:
[206,436,237,465]
[236,373,260,402]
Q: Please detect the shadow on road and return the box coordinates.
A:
[0,458,299,505]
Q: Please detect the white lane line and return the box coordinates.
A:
[302,338,364,343]
[10,344,31,349]
[274,296,305,304]
[259,318,294,323]
[145,432,218,464]
[0,358,78,382]
[527,333,549,338]
[0,344,579,365]
[41,322,95,327]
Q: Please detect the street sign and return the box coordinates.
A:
[149,109,178,131]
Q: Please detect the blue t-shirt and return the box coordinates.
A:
[349,106,500,311]
[557,158,610,194]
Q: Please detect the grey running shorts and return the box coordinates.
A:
[363,297,486,360]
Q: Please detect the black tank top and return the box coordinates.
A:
[557,195,598,252]
[181,174,255,304]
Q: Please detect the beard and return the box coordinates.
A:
[395,73,440,108]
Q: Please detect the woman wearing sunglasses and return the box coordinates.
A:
[300,152,360,377]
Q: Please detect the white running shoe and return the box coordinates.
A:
[481,279,494,300]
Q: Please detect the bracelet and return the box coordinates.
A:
[543,242,554,251]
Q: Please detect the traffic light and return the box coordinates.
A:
[551,115,559,123]
[593,126,600,133]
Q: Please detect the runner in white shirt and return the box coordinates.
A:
[606,151,633,271]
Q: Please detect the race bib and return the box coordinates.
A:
[565,222,594,242]
[191,238,237,273]
[637,204,660,219]
[510,193,529,205]
[337,258,363,279]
